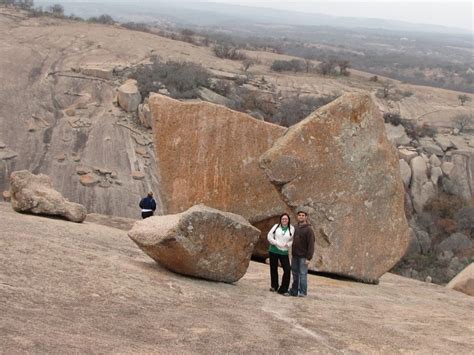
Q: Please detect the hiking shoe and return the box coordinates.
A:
[281,292,290,297]
[269,287,276,292]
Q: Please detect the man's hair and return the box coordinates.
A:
[297,210,307,216]
[147,192,153,197]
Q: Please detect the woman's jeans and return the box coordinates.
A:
[290,257,308,296]
[269,252,291,293]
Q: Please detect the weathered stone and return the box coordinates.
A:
[429,154,442,167]
[442,151,474,200]
[131,171,145,180]
[468,138,474,148]
[420,138,444,156]
[385,123,411,146]
[260,93,409,283]
[0,149,18,160]
[2,190,11,202]
[0,140,6,149]
[128,204,260,283]
[118,79,141,113]
[410,156,436,213]
[75,165,91,175]
[434,135,455,151]
[80,65,114,80]
[135,147,147,156]
[398,148,418,162]
[197,87,232,107]
[55,153,66,162]
[420,153,430,163]
[65,108,76,117]
[138,100,152,129]
[447,263,474,297]
[148,94,288,251]
[441,161,455,177]
[405,228,421,257]
[399,159,412,188]
[436,233,472,254]
[10,170,87,222]
[79,174,99,187]
[430,166,442,186]
[415,230,431,255]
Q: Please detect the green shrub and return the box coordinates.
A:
[271,59,305,73]
[132,57,210,99]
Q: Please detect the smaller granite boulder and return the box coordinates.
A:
[447,263,474,297]
[10,170,87,223]
[118,79,141,112]
[2,190,11,202]
[128,205,260,283]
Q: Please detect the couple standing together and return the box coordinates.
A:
[267,210,315,297]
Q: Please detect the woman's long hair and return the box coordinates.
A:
[273,213,292,236]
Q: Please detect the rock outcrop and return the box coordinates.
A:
[118,79,141,112]
[148,94,288,256]
[128,204,260,283]
[442,151,474,200]
[10,170,87,222]
[447,263,474,296]
[410,156,436,213]
[260,93,409,283]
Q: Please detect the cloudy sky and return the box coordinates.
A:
[38,0,474,31]
[205,0,473,31]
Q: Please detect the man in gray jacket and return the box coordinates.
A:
[289,209,315,297]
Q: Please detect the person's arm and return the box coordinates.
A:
[306,228,315,261]
[139,198,144,209]
[267,224,278,245]
[286,225,295,248]
[151,199,156,211]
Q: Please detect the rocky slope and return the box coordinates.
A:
[1,203,473,353]
[1,8,472,221]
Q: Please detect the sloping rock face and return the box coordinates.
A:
[148,94,288,256]
[10,170,87,222]
[128,204,260,283]
[447,263,474,296]
[0,16,162,218]
[260,93,409,283]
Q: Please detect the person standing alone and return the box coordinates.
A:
[139,192,156,219]
[267,213,294,296]
[289,210,315,297]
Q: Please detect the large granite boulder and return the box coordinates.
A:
[447,263,474,297]
[128,204,260,283]
[148,94,288,256]
[260,93,409,283]
[10,170,87,222]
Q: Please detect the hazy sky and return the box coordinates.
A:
[39,0,474,31]
[205,1,473,31]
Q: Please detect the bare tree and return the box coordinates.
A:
[453,114,473,132]
[241,58,255,72]
[48,3,64,17]
[458,94,471,106]
[381,81,395,99]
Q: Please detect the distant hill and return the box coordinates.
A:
[34,0,472,35]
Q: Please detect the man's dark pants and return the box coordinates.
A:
[141,211,154,219]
